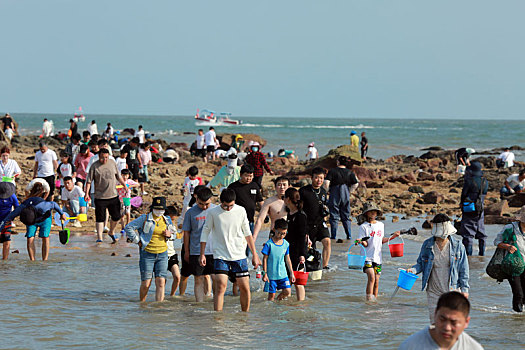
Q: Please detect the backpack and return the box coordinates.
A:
[20,206,38,226]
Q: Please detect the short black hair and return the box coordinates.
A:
[72,133,81,141]
[121,169,131,176]
[91,134,100,143]
[88,140,98,147]
[337,156,348,165]
[436,291,470,317]
[188,165,199,177]
[63,176,73,183]
[99,148,110,155]
[432,213,450,223]
[311,166,326,177]
[209,127,214,130]
[80,144,89,153]
[82,130,91,137]
[196,187,213,201]
[59,150,69,158]
[166,205,178,216]
[273,176,290,185]
[198,129,203,132]
[274,218,288,231]
[138,125,143,129]
[97,139,108,146]
[131,137,140,144]
[240,164,255,175]
[220,188,236,203]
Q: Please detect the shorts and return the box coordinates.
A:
[264,277,291,293]
[26,216,52,239]
[128,163,140,181]
[40,175,55,201]
[307,222,330,243]
[0,232,11,243]
[122,203,131,214]
[138,165,148,184]
[168,253,179,271]
[363,261,382,275]
[206,145,215,153]
[189,255,214,276]
[180,246,192,277]
[139,249,168,281]
[214,258,250,281]
[94,196,122,223]
[195,149,206,158]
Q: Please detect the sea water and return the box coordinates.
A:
[1,218,524,349]
[9,113,525,161]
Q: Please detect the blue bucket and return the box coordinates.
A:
[397,269,419,290]
[347,244,366,270]
[79,197,87,207]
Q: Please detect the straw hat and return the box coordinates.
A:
[514,206,525,222]
[361,202,382,216]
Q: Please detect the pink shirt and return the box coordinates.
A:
[139,149,151,166]
[117,179,138,200]
[74,152,93,180]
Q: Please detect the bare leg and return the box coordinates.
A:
[373,275,380,298]
[232,281,240,296]
[295,285,305,301]
[2,241,10,260]
[155,277,166,302]
[277,288,291,300]
[170,266,181,296]
[27,237,36,261]
[179,276,189,295]
[108,219,119,241]
[205,275,213,296]
[41,237,49,261]
[194,275,205,302]
[213,274,228,311]
[237,276,251,312]
[140,279,152,302]
[365,268,375,300]
[95,222,104,241]
[321,237,331,267]
[268,293,275,301]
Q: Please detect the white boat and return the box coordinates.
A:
[73,106,86,122]
[194,109,242,125]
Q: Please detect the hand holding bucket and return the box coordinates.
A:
[293,262,309,286]
[388,234,404,257]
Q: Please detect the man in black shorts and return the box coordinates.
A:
[299,167,332,270]
[121,137,142,181]
[182,187,215,302]
[85,149,127,243]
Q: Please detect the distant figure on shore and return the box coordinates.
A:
[231,134,244,152]
[204,127,217,162]
[4,126,13,141]
[88,120,98,136]
[460,161,488,256]
[42,118,53,137]
[104,123,114,140]
[500,169,525,198]
[68,119,78,139]
[135,125,145,144]
[2,113,16,134]
[360,132,368,161]
[350,130,359,151]
[245,142,273,188]
[455,147,475,174]
[305,142,318,162]
[496,147,515,168]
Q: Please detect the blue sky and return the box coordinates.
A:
[1,1,524,119]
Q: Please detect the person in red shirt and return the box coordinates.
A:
[74,144,93,188]
[244,142,273,188]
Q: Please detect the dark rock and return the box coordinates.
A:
[125,254,132,257]
[421,146,443,151]
[111,252,117,256]
[418,171,435,181]
[426,158,442,168]
[422,191,444,204]
[422,220,432,229]
[472,156,495,169]
[507,193,525,207]
[449,188,459,193]
[484,215,513,225]
[484,200,509,216]
[403,155,418,163]
[353,166,377,182]
[392,216,399,223]
[365,180,384,188]
[408,186,425,194]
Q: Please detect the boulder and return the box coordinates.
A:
[353,166,377,182]
[507,193,525,208]
[472,156,495,169]
[484,200,509,216]
[422,191,444,204]
[426,158,442,168]
[418,171,435,181]
[484,215,513,225]
[365,180,384,188]
[408,186,425,194]
[421,146,444,151]
[422,219,432,229]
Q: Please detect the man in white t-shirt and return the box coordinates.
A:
[42,118,54,137]
[134,125,146,144]
[88,120,98,136]
[496,147,515,168]
[200,188,261,312]
[500,170,525,197]
[305,142,318,161]
[61,176,85,227]
[399,292,483,350]
[33,141,58,200]
[195,129,206,162]
[204,127,217,161]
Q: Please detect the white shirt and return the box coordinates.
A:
[307,146,318,160]
[116,157,127,173]
[506,174,525,189]
[135,129,145,144]
[358,221,385,264]
[35,149,57,177]
[204,130,216,147]
[0,159,21,184]
[201,204,252,261]
[61,185,85,201]
[498,151,515,167]
[399,327,483,350]
[196,134,205,149]
[88,123,98,136]
[4,128,13,140]
[42,121,53,137]
[58,162,75,186]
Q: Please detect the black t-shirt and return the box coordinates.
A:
[121,144,139,165]
[326,167,358,189]
[287,211,308,266]
[228,181,263,222]
[360,136,368,147]
[299,184,327,225]
[2,117,13,131]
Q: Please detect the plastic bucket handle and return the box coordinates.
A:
[388,234,404,247]
[397,269,419,291]
[348,243,366,256]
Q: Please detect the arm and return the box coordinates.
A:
[382,231,400,244]
[199,213,213,266]
[457,244,470,295]
[245,235,261,268]
[137,153,143,168]
[253,200,271,241]
[33,161,38,178]
[0,204,25,231]
[411,244,425,274]
[53,160,59,172]
[261,155,273,174]
[183,230,191,262]
[124,214,146,245]
[262,254,269,282]
[297,214,309,259]
[285,254,295,283]
[495,226,518,253]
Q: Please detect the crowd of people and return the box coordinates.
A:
[3,115,525,348]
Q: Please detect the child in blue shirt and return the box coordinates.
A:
[0,182,19,260]
[0,182,66,261]
[261,219,295,301]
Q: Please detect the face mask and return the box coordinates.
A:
[152,209,165,217]
[251,147,259,152]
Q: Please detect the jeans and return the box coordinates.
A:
[328,185,352,239]
[62,200,80,217]
[501,184,523,196]
[139,249,168,281]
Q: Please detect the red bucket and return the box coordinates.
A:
[388,236,404,258]
[293,262,309,286]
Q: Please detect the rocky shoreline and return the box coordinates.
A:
[5,134,524,235]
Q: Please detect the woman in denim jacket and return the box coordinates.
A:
[408,214,470,323]
[125,196,175,302]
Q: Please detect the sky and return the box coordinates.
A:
[1,1,524,119]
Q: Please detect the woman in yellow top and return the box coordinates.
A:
[125,197,175,302]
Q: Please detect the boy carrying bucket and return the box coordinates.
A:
[355,202,400,302]
[261,219,296,301]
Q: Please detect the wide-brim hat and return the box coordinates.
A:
[431,221,457,237]
[151,197,167,210]
[466,148,476,154]
[0,182,15,199]
[467,161,483,177]
[514,206,525,222]
[350,131,357,135]
[361,202,382,217]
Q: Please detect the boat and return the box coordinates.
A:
[73,106,86,122]
[194,109,242,125]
